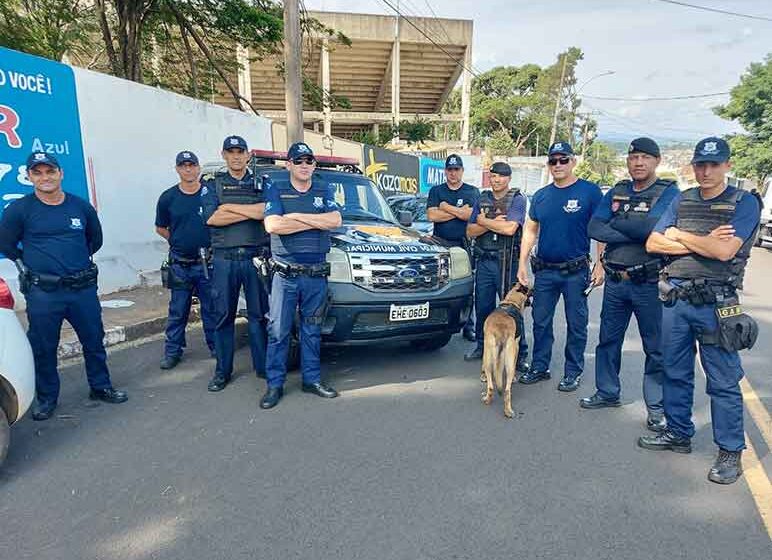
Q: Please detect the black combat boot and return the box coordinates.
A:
[708,449,743,485]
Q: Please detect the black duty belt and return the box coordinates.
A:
[213,246,265,260]
[270,259,331,278]
[170,253,208,266]
[603,260,660,284]
[28,263,98,291]
[659,277,737,307]
[531,255,589,274]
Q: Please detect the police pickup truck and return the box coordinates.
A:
[230,150,473,352]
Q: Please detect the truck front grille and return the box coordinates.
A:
[348,253,449,292]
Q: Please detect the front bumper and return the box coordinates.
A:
[321,277,473,345]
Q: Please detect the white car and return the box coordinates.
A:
[0,277,35,467]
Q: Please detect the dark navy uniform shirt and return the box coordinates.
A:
[155,184,210,258]
[199,169,257,223]
[529,178,602,263]
[0,193,102,275]
[427,182,479,242]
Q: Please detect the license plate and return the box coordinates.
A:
[389,302,430,322]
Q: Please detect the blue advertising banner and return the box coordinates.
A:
[419,157,446,193]
[0,47,87,214]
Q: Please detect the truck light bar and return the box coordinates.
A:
[250,149,359,166]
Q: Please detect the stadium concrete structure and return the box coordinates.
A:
[213,11,473,148]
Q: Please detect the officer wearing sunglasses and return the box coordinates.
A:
[517,142,604,391]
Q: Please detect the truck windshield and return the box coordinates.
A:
[320,173,398,224]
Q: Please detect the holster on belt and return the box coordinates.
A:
[270,259,331,278]
[531,255,589,275]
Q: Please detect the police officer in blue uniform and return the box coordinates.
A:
[639,137,761,485]
[464,162,529,370]
[155,150,216,369]
[427,154,479,341]
[517,142,604,391]
[0,152,127,420]
[260,142,342,409]
[201,135,269,392]
[581,138,680,432]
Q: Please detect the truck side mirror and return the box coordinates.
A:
[398,210,413,227]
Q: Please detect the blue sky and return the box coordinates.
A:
[308,0,772,143]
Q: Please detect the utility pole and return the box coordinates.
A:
[283,0,303,144]
[548,53,568,148]
[581,116,590,159]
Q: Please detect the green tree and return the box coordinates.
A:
[576,141,620,186]
[714,54,772,185]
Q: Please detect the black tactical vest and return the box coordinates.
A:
[475,189,523,259]
[270,180,332,258]
[209,171,268,249]
[665,187,759,289]
[604,178,674,267]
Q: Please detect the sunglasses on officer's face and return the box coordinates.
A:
[547,156,571,166]
[292,156,316,165]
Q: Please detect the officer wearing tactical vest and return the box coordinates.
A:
[517,142,604,391]
[260,142,342,410]
[0,152,128,421]
[427,154,479,341]
[155,150,216,370]
[464,162,529,371]
[639,137,761,485]
[581,138,680,432]
[201,135,269,393]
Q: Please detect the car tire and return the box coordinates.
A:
[0,406,9,468]
[410,333,452,352]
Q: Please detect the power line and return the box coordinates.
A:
[584,92,730,101]
[652,0,772,22]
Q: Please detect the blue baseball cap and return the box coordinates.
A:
[26,151,60,170]
[287,142,315,161]
[445,154,463,169]
[691,137,730,164]
[548,141,574,156]
[222,135,248,151]
[175,150,199,165]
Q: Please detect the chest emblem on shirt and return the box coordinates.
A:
[201,185,208,196]
[69,217,83,229]
[313,196,324,209]
[563,199,581,213]
[456,198,463,207]
[633,201,649,212]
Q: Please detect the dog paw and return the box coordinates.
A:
[481,392,493,405]
[504,408,514,418]
[480,371,487,383]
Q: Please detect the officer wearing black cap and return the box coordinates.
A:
[639,137,761,485]
[517,142,604,391]
[201,135,269,392]
[155,150,216,370]
[464,161,529,366]
[427,154,479,340]
[260,142,342,409]
[581,138,680,432]
[0,152,128,421]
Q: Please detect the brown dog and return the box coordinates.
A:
[481,283,530,418]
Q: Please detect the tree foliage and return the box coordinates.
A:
[575,141,620,186]
[715,54,772,185]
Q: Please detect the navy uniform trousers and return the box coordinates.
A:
[26,285,112,405]
[475,256,528,364]
[594,279,664,411]
[164,257,216,358]
[662,298,745,452]
[211,248,268,379]
[266,272,327,389]
[531,266,589,377]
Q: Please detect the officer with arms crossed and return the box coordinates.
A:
[155,151,216,369]
[201,135,269,392]
[464,162,529,370]
[639,137,761,485]
[0,152,127,420]
[260,142,342,409]
[427,154,479,341]
[581,138,680,432]
[517,142,604,391]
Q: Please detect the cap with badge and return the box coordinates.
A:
[26,152,60,170]
[548,141,574,156]
[628,137,660,158]
[287,142,315,161]
[175,150,199,165]
[691,136,730,164]
[222,135,248,151]
[445,154,464,169]
[489,161,512,176]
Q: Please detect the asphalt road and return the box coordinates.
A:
[2,249,771,560]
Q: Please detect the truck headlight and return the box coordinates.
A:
[326,247,352,283]
[449,246,472,280]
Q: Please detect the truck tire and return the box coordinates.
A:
[0,407,9,468]
[410,333,452,352]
